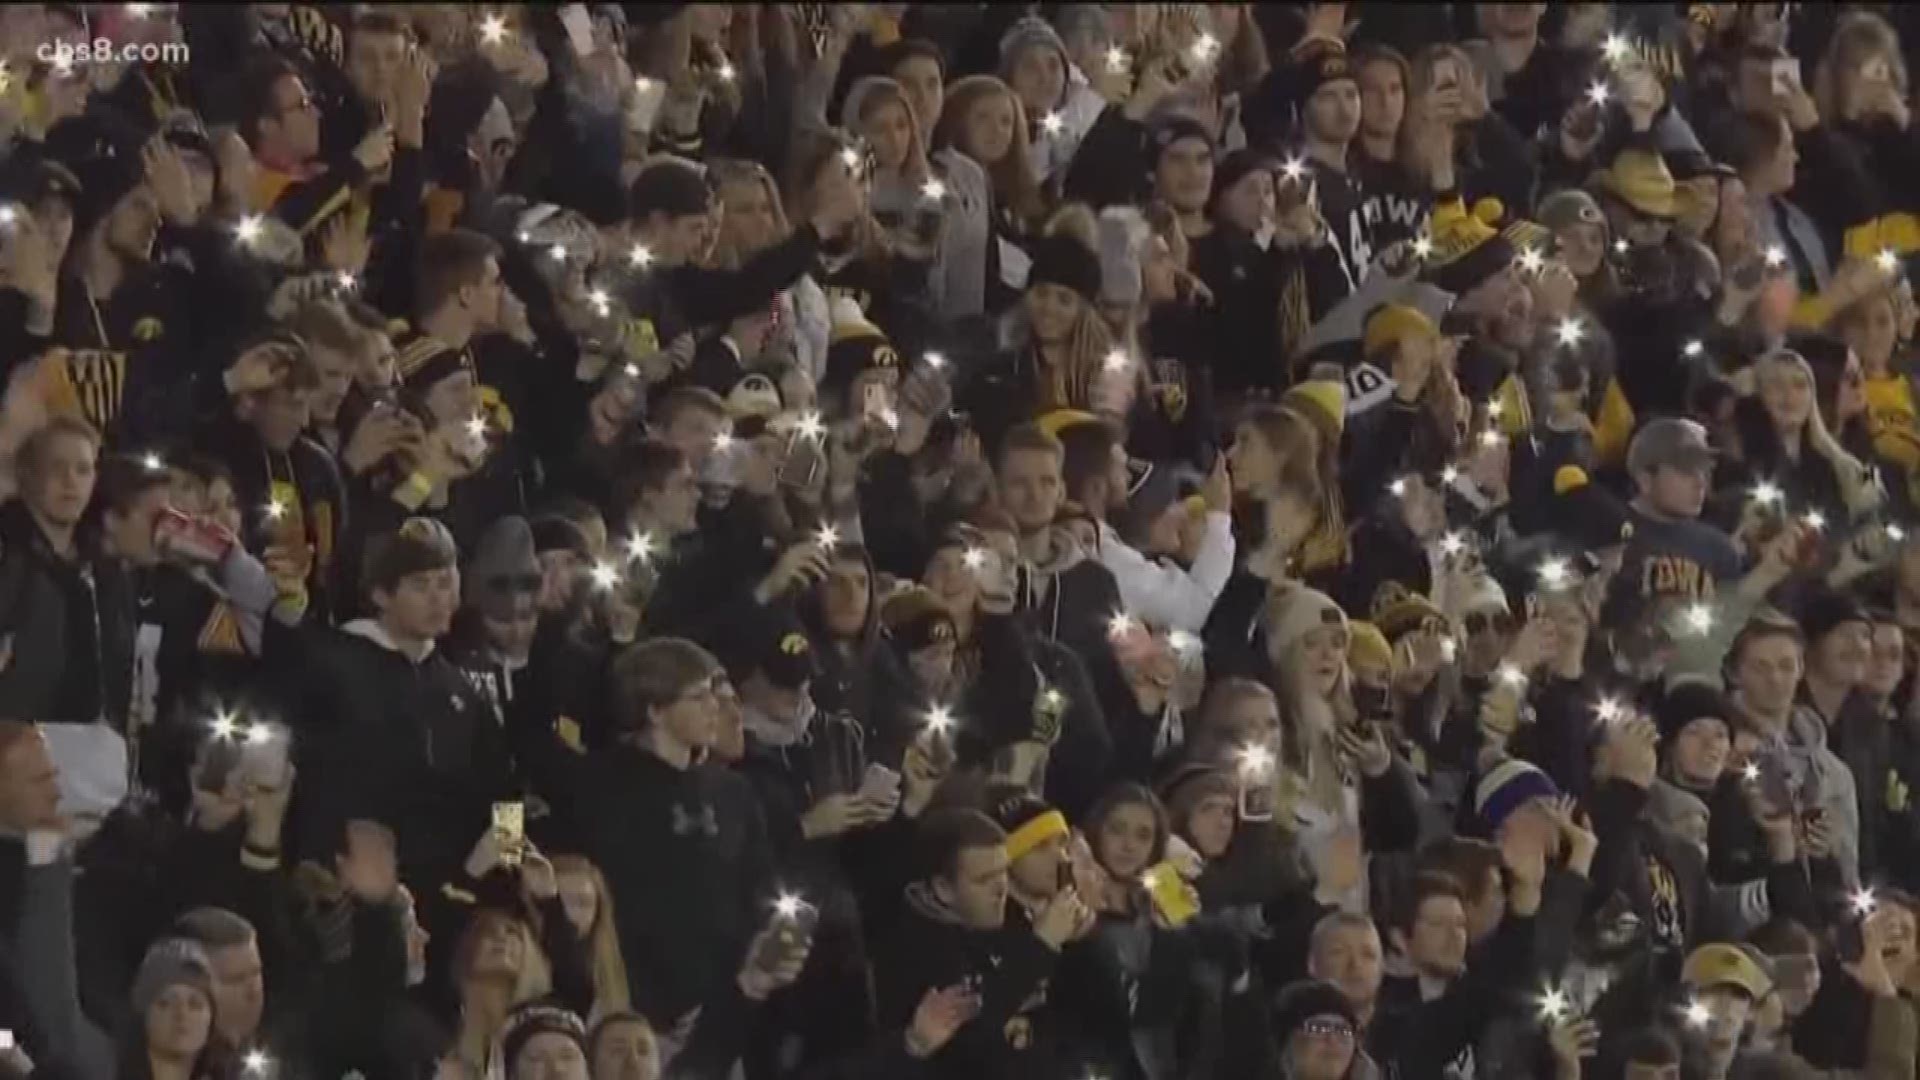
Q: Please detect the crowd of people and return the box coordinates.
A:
[12,2,1920,1078]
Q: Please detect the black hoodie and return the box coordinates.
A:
[873,884,1062,1080]
[576,740,774,1027]
[274,618,513,901]
[0,499,135,729]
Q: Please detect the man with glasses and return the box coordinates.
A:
[239,55,400,238]
[578,636,774,1038]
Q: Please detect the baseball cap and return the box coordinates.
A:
[1682,942,1774,1000]
[1627,418,1717,477]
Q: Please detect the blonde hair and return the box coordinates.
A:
[1755,348,1882,514]
[707,158,791,271]
[849,79,931,186]
[1814,12,1908,124]
[1397,44,1479,184]
[934,76,1047,235]
[552,854,633,1021]
[453,908,553,1007]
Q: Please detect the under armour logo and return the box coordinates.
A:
[672,803,719,838]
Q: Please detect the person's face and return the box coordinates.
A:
[1459,266,1534,347]
[739,431,779,496]
[593,1018,661,1080]
[922,546,981,618]
[1759,362,1814,430]
[254,384,315,451]
[1885,905,1919,983]
[1304,80,1362,147]
[1843,294,1900,372]
[662,409,722,468]
[1479,2,1545,36]
[1023,281,1081,345]
[962,91,1017,165]
[861,99,915,174]
[1185,792,1236,859]
[376,566,459,641]
[937,844,1011,930]
[655,208,718,267]
[207,939,265,1045]
[1465,864,1508,942]
[1009,832,1067,900]
[1868,623,1906,698]
[482,602,539,664]
[1736,634,1804,716]
[1008,44,1065,119]
[1555,220,1605,277]
[651,673,721,752]
[1095,801,1158,879]
[1640,463,1711,519]
[893,57,944,139]
[0,731,62,833]
[822,556,870,637]
[1141,234,1179,303]
[1405,894,1469,978]
[1770,949,1820,1018]
[1155,139,1214,215]
[33,198,75,268]
[467,257,509,331]
[650,462,702,537]
[1215,166,1273,233]
[26,431,97,528]
[1461,604,1512,674]
[264,74,322,163]
[1813,619,1872,689]
[1310,921,1385,1011]
[1285,1014,1358,1080]
[717,177,780,258]
[105,184,162,263]
[107,484,170,568]
[998,448,1064,533]
[1228,422,1280,496]
[513,1032,589,1080]
[1541,592,1589,657]
[1761,121,1798,195]
[1223,690,1282,750]
[1358,59,1406,142]
[1838,349,1868,422]
[357,331,398,389]
[347,28,407,106]
[1674,177,1721,240]
[474,917,527,977]
[710,676,745,763]
[1696,987,1752,1055]
[557,869,598,937]
[309,345,356,423]
[1294,626,1348,699]
[1672,717,1731,787]
[146,984,213,1058]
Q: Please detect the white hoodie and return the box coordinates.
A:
[1095,512,1234,633]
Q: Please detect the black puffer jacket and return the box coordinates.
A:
[0,499,135,729]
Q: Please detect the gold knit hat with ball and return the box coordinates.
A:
[1422,196,1516,296]
[1597,146,1678,220]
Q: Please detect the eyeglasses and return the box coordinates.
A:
[1299,1018,1354,1039]
[1464,611,1514,636]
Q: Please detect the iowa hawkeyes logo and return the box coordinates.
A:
[871,343,901,368]
[779,632,809,656]
[132,317,166,343]
[1031,684,1065,745]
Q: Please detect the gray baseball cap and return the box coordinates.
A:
[1627,418,1717,477]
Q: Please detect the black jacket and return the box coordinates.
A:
[0,500,135,728]
[872,885,1061,1080]
[275,619,514,896]
[576,741,773,1027]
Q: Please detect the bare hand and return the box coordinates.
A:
[318,213,371,275]
[1335,722,1392,778]
[905,986,981,1058]
[143,136,198,224]
[1033,886,1095,949]
[520,845,559,900]
[353,123,397,173]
